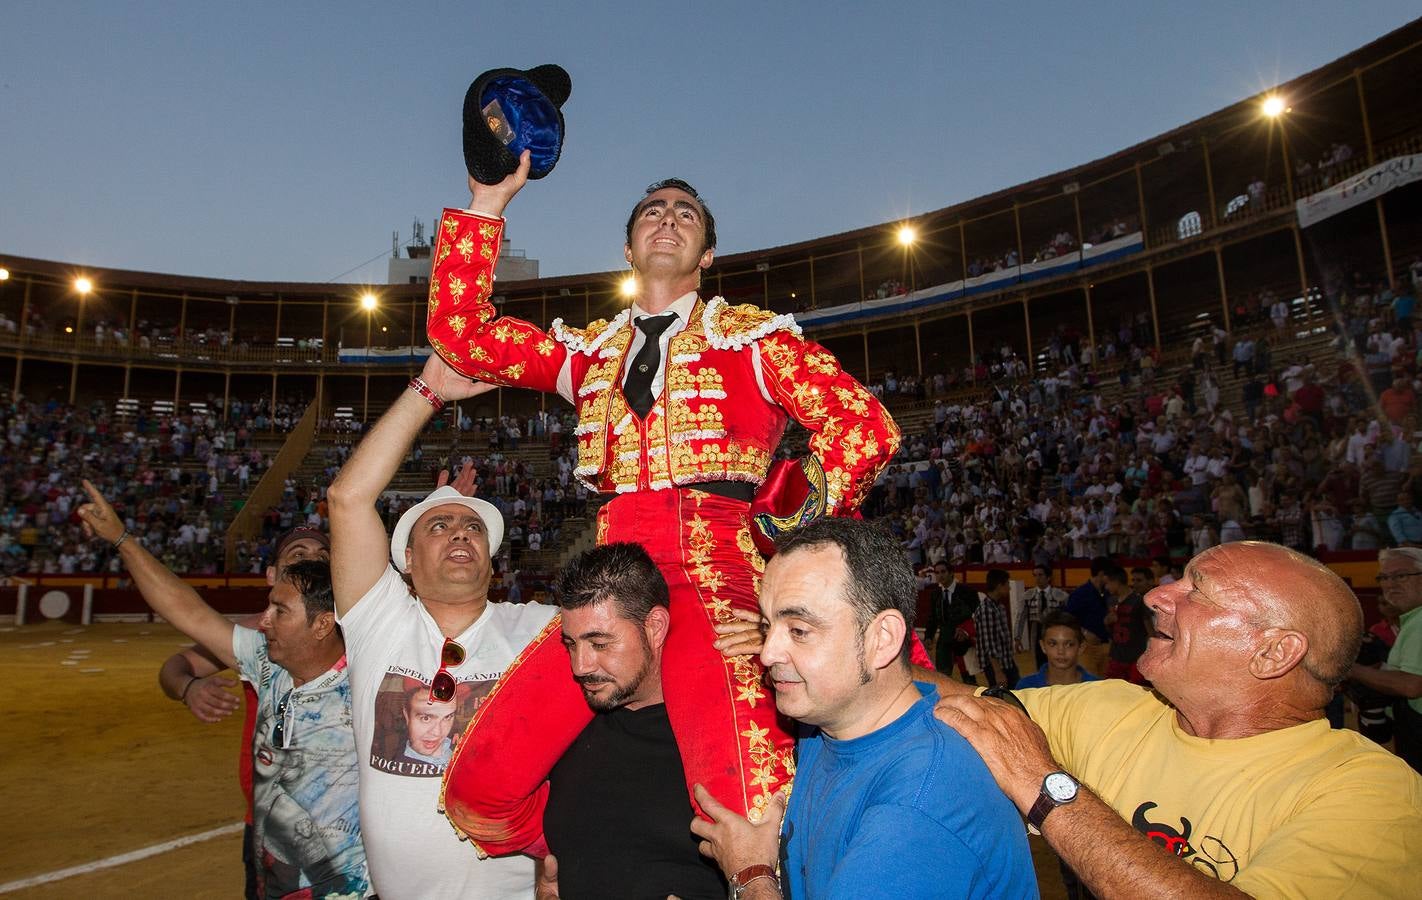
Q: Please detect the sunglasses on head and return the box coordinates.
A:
[430,637,466,703]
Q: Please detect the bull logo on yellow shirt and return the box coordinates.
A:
[1132,802,1193,857]
[1132,802,1239,883]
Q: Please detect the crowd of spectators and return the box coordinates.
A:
[263,408,592,580]
[869,310,1160,404]
[1295,140,1357,186]
[860,265,1422,573]
[2,311,329,359]
[1,395,280,578]
[12,259,1422,581]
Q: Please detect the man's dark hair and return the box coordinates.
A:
[1102,565,1129,586]
[1040,610,1084,641]
[985,569,1011,591]
[776,518,916,663]
[1033,563,1052,577]
[556,542,669,624]
[1089,555,1113,576]
[625,178,717,254]
[1152,555,1173,569]
[1130,566,1154,581]
[283,558,334,623]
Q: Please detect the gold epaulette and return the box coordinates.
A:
[701,297,803,351]
[550,310,631,356]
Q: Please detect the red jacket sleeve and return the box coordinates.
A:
[756,332,901,514]
[426,209,566,392]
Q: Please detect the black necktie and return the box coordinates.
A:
[624,314,676,419]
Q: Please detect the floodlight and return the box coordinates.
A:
[360,292,378,311]
[897,226,918,247]
[1262,95,1286,118]
[74,277,93,294]
[620,276,638,298]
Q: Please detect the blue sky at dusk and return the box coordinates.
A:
[2,2,1417,284]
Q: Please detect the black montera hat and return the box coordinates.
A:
[463,64,571,185]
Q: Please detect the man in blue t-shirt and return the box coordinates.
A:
[689,519,1035,899]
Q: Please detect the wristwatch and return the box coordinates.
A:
[729,863,778,899]
[1026,770,1078,834]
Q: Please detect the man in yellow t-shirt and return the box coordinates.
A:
[936,541,1422,898]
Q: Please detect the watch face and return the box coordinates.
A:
[1044,772,1078,803]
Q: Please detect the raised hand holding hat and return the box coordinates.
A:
[464,63,571,186]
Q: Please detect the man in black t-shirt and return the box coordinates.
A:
[540,543,726,900]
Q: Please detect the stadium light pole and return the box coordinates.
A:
[898,225,918,293]
[360,292,378,352]
[73,276,93,347]
[359,292,377,423]
[1262,94,1295,202]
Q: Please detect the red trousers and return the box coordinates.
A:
[441,488,796,856]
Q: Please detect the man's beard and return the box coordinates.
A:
[576,661,651,711]
[575,635,654,712]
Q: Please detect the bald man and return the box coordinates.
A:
[934,541,1422,899]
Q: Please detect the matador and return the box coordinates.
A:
[429,157,905,856]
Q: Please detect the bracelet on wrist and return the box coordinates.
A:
[180,676,198,701]
[112,528,130,550]
[408,376,445,412]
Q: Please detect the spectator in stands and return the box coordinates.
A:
[1381,375,1416,425]
[1348,548,1422,772]
[1363,452,1406,516]
[1389,491,1422,547]
[691,519,1037,899]
[1350,498,1388,550]
[937,541,1422,897]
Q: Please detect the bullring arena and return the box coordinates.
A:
[4,15,1422,899]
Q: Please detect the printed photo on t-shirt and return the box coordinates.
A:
[369,670,493,777]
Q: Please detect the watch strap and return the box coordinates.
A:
[1026,771,1077,833]
[730,864,777,898]
[1026,790,1057,832]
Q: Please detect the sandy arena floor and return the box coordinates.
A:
[0,620,243,897]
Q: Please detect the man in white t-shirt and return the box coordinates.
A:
[328,365,554,900]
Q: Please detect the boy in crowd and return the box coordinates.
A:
[1016,611,1100,689]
